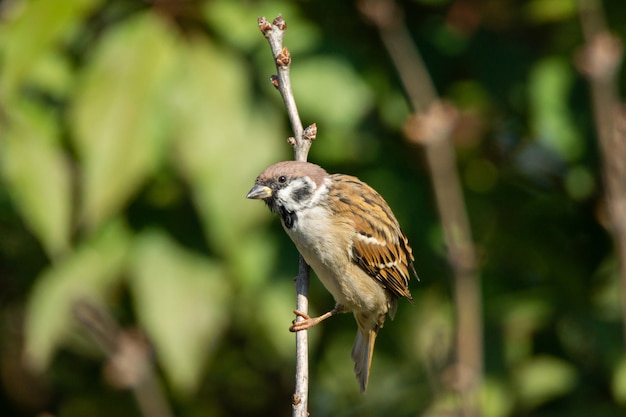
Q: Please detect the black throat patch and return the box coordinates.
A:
[278,205,297,229]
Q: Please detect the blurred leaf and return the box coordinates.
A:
[28,48,75,97]
[500,296,552,364]
[480,377,514,417]
[256,280,298,359]
[448,80,493,112]
[70,13,177,229]
[564,164,595,200]
[513,355,577,409]
[422,391,470,417]
[230,230,278,292]
[591,256,622,320]
[413,289,454,363]
[415,0,451,5]
[291,56,373,129]
[1,100,72,258]
[612,356,626,405]
[464,158,498,193]
[529,57,583,161]
[526,0,576,23]
[292,57,375,163]
[432,24,469,55]
[24,221,131,371]
[130,230,230,394]
[379,89,411,130]
[168,34,282,255]
[0,0,100,96]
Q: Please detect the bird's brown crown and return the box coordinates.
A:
[255,161,328,188]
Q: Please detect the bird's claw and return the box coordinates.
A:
[289,310,313,332]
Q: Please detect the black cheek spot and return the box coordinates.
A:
[292,185,312,203]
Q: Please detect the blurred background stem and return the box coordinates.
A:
[73,300,174,417]
[577,0,626,345]
[360,0,483,415]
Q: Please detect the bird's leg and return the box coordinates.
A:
[289,305,343,332]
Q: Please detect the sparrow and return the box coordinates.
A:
[246,161,417,393]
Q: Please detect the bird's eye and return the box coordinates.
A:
[278,175,287,184]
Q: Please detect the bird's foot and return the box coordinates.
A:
[289,308,339,332]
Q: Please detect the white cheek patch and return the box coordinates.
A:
[275,187,291,205]
[275,182,309,212]
[278,177,328,212]
[309,180,330,206]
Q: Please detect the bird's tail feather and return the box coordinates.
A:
[351,326,378,393]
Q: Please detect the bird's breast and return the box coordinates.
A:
[283,206,388,312]
[283,206,347,301]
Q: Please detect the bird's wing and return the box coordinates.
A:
[329,174,415,301]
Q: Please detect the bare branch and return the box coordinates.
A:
[259,14,312,417]
[292,257,310,414]
[73,300,175,417]
[258,15,311,162]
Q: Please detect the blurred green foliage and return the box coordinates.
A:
[0,0,624,416]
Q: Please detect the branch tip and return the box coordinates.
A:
[273,14,287,31]
[258,16,272,36]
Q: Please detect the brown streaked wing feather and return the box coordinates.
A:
[329,174,414,300]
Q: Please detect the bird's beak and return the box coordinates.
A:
[246,184,272,199]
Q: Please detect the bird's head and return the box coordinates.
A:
[246,161,329,227]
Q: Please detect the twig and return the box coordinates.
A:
[258,15,313,162]
[576,0,626,345]
[259,15,315,417]
[292,256,310,413]
[73,300,175,417]
[359,1,483,415]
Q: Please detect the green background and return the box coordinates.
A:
[0,0,624,416]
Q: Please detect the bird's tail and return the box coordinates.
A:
[351,324,378,393]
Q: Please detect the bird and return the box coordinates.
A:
[246,160,417,393]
